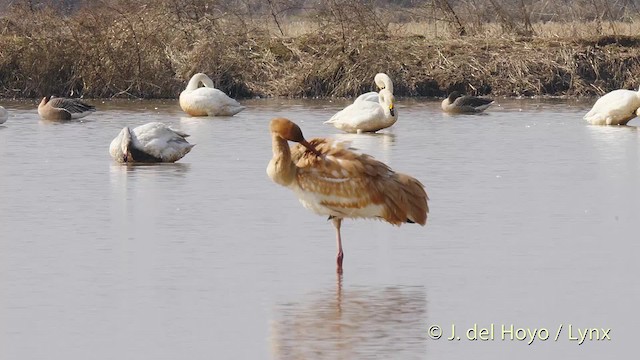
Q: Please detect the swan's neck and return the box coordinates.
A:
[121,127,133,160]
[186,75,203,91]
[186,74,214,90]
[379,92,395,116]
[375,74,394,94]
[267,134,296,186]
[384,79,394,94]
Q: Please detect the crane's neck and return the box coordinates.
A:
[267,134,296,186]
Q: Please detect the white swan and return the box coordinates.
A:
[325,88,397,133]
[441,91,494,114]
[0,106,7,124]
[583,87,640,125]
[179,73,245,116]
[109,122,194,163]
[354,73,394,103]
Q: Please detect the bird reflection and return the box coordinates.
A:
[442,111,490,118]
[270,274,427,359]
[332,132,396,164]
[109,162,191,191]
[179,116,202,125]
[585,125,639,173]
[38,118,92,125]
[180,115,233,125]
[587,123,638,150]
[110,162,191,174]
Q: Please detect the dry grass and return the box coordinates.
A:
[1,1,640,99]
[276,20,640,40]
[393,20,640,39]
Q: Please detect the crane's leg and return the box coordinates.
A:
[332,217,344,274]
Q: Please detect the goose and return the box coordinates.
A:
[325,88,397,133]
[0,106,7,124]
[109,122,194,163]
[267,118,428,273]
[441,91,494,114]
[583,87,640,125]
[38,96,96,120]
[354,73,394,103]
[179,73,245,116]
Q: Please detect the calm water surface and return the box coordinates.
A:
[0,97,638,359]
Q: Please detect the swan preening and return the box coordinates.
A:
[109,122,194,163]
[0,106,7,124]
[325,73,397,133]
[441,91,494,114]
[583,87,640,125]
[267,118,428,273]
[325,88,397,133]
[179,73,245,116]
[38,96,96,120]
[354,73,394,103]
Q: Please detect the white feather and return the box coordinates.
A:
[179,73,245,116]
[353,91,380,103]
[292,186,385,219]
[0,106,7,124]
[353,73,394,104]
[325,88,397,133]
[109,122,194,163]
[584,88,640,125]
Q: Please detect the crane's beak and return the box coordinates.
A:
[300,140,322,157]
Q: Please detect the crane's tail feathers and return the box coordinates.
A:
[400,174,429,226]
[384,173,429,226]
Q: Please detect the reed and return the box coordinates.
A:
[1,0,640,99]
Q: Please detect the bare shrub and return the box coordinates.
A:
[2,0,640,99]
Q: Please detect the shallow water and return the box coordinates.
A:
[0,97,638,359]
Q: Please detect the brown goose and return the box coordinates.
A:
[441,91,494,114]
[38,96,96,120]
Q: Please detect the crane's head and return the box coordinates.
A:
[270,117,305,142]
[270,118,322,156]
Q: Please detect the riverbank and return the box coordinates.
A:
[1,3,640,100]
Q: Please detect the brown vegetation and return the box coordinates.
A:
[1,0,640,99]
